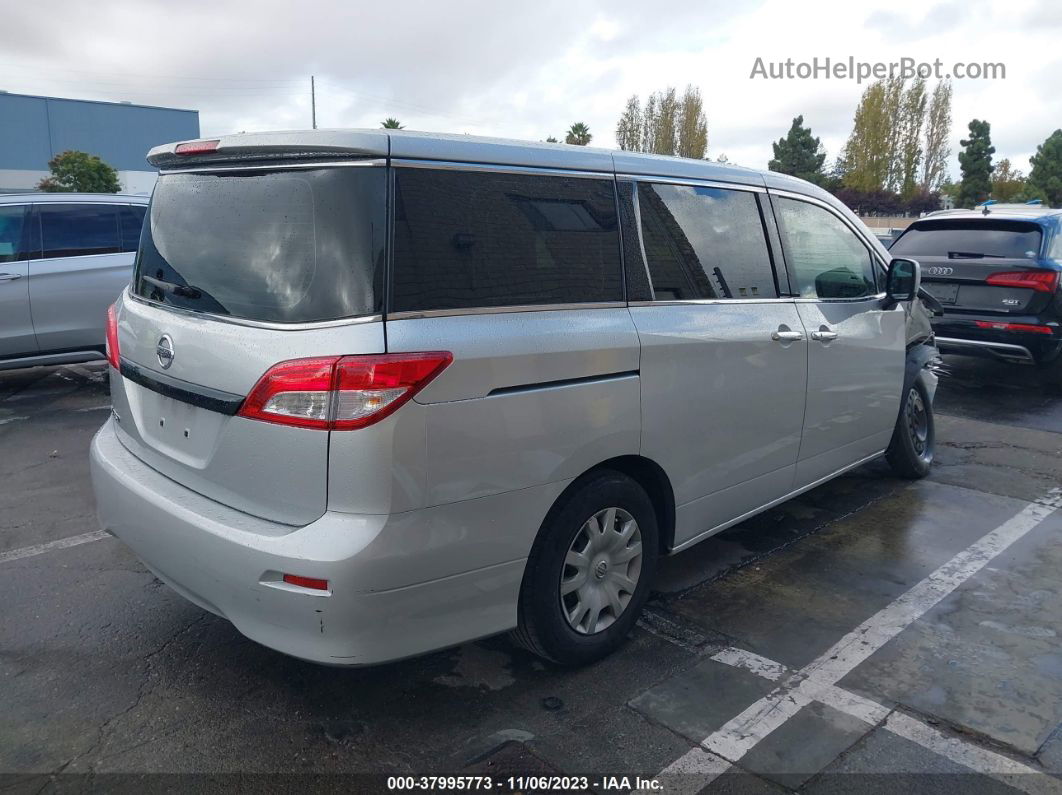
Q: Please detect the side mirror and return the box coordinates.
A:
[885,257,920,307]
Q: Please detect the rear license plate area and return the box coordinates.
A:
[925,283,959,304]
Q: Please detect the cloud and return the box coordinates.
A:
[0,0,1058,176]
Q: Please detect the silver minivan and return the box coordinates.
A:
[0,192,148,370]
[90,130,938,666]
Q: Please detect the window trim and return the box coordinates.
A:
[386,163,626,317]
[767,190,887,303]
[631,177,783,304]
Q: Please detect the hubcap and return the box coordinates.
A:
[560,507,643,635]
[905,387,931,460]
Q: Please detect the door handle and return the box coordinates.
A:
[771,329,804,342]
[811,329,839,342]
[0,272,22,282]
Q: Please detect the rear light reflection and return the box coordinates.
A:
[283,574,329,591]
[985,270,1060,293]
[105,303,120,369]
[238,352,453,430]
[974,321,1054,334]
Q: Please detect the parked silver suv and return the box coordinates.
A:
[0,193,148,370]
[90,130,938,666]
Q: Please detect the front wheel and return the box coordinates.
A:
[885,372,935,479]
[512,470,658,666]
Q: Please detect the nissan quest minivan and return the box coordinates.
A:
[90,130,939,667]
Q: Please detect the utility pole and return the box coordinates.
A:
[311,75,317,129]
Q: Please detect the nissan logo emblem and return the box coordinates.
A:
[926,266,954,276]
[156,335,175,369]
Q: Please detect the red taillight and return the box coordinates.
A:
[237,352,453,430]
[985,270,1060,293]
[282,574,329,591]
[174,139,220,156]
[105,303,120,368]
[974,321,1054,334]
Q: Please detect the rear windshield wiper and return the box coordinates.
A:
[947,251,1006,259]
[141,274,203,299]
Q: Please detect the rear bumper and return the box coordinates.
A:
[931,315,1062,365]
[89,419,530,666]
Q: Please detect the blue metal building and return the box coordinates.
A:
[0,92,200,194]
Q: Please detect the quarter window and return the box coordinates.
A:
[391,168,622,312]
[638,184,777,300]
[774,197,877,299]
[39,204,121,259]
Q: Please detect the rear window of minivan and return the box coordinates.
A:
[391,168,622,313]
[890,219,1043,260]
[134,166,386,323]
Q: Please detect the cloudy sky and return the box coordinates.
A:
[3,0,1060,178]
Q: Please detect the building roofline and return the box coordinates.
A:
[0,90,198,115]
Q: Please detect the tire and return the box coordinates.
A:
[512,470,659,666]
[885,371,935,479]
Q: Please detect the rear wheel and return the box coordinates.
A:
[512,471,658,666]
[885,372,935,479]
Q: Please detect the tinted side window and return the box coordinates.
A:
[774,197,877,299]
[392,168,622,312]
[40,204,120,259]
[638,184,776,300]
[0,205,26,263]
[118,205,147,252]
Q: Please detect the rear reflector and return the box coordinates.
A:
[174,139,220,156]
[282,574,329,591]
[974,321,1054,334]
[985,270,1060,293]
[238,352,453,430]
[105,303,120,368]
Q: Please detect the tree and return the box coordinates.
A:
[616,95,642,151]
[544,136,559,143]
[921,80,952,192]
[381,118,404,129]
[897,77,927,198]
[676,85,708,159]
[957,119,995,207]
[652,87,678,156]
[37,151,120,193]
[565,122,592,146]
[840,79,895,192]
[1029,129,1062,207]
[768,115,827,185]
[991,159,1028,203]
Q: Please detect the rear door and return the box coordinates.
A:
[771,194,905,487]
[890,219,1052,314]
[627,180,808,547]
[111,163,387,525]
[382,164,641,510]
[0,204,37,358]
[31,202,134,352]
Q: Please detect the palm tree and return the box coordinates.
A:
[381,118,404,129]
[565,122,592,146]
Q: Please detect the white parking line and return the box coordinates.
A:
[710,647,1056,794]
[0,530,111,564]
[648,487,1062,788]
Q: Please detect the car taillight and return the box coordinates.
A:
[237,352,452,430]
[974,321,1054,334]
[985,270,1060,293]
[174,140,220,156]
[105,304,120,368]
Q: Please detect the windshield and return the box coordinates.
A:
[134,166,386,323]
[890,220,1043,260]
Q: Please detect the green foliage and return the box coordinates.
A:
[544,136,559,143]
[37,150,120,193]
[1028,129,1062,207]
[615,85,708,158]
[381,118,404,129]
[990,159,1028,203]
[921,80,952,192]
[565,122,592,146]
[957,119,995,207]
[768,115,827,185]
